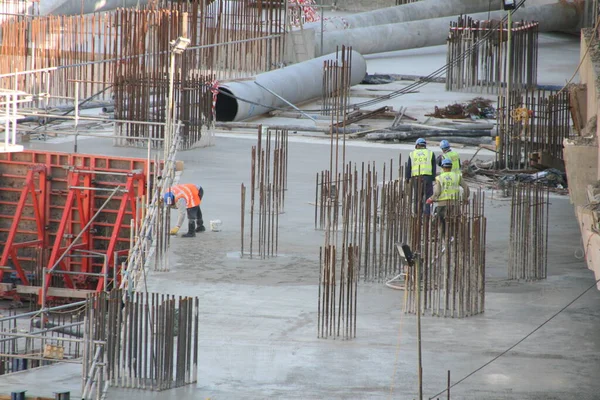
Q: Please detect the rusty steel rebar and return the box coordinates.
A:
[446,17,539,94]
[403,191,487,318]
[508,183,550,280]
[241,127,289,259]
[0,1,287,149]
[496,88,571,169]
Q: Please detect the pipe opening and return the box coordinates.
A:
[215,88,238,122]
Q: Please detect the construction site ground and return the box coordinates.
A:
[1,32,600,399]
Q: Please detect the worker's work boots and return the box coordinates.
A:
[182,221,196,238]
[195,224,206,233]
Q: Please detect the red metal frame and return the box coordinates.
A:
[0,165,48,286]
[0,150,152,304]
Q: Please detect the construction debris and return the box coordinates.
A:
[425,98,496,120]
[361,74,396,85]
[499,168,567,189]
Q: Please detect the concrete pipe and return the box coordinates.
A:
[38,0,146,15]
[317,2,580,56]
[215,51,367,122]
[304,0,501,33]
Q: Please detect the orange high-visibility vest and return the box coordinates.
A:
[171,184,201,208]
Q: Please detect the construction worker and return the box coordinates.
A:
[405,137,436,215]
[163,184,206,238]
[426,158,470,237]
[437,140,461,173]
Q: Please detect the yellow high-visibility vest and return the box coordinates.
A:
[437,172,461,201]
[410,149,433,176]
[442,150,461,173]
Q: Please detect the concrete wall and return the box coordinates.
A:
[566,28,600,287]
[563,141,598,206]
[576,208,600,289]
[579,31,600,152]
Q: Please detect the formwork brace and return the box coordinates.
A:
[40,170,145,305]
[0,165,49,286]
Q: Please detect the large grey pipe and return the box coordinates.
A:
[38,0,145,15]
[304,0,501,33]
[216,51,367,122]
[317,2,580,56]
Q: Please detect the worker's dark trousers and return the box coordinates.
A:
[186,205,204,230]
[411,176,434,215]
[434,205,458,238]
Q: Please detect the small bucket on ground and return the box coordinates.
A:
[210,219,222,232]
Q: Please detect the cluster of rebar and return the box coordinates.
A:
[446,17,539,94]
[508,183,549,281]
[315,48,363,339]
[241,127,289,259]
[318,245,358,339]
[315,158,487,320]
[497,89,571,169]
[316,159,411,281]
[321,47,352,118]
[83,289,199,392]
[403,193,487,318]
[0,0,286,148]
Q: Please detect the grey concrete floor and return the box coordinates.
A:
[129,135,599,400]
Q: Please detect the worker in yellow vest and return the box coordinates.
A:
[437,140,461,173]
[426,159,470,237]
[163,184,206,237]
[405,138,436,215]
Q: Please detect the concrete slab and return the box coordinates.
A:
[0,363,82,398]
[113,135,599,400]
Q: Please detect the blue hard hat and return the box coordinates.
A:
[440,140,450,150]
[416,138,426,146]
[163,192,175,205]
[441,158,453,168]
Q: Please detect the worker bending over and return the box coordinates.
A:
[405,138,436,215]
[427,159,470,237]
[437,140,461,173]
[163,183,206,238]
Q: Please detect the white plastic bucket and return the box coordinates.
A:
[209,219,222,232]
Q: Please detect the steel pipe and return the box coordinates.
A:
[39,0,143,15]
[304,0,501,33]
[215,51,367,122]
[317,2,580,56]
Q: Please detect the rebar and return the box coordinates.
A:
[241,127,289,259]
[81,288,199,392]
[403,192,487,318]
[446,17,539,94]
[497,88,571,170]
[0,1,286,149]
[508,183,550,280]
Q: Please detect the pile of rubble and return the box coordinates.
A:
[425,97,496,120]
[462,159,569,194]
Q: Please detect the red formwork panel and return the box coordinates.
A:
[0,149,153,304]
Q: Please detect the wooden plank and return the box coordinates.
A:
[16,285,96,298]
[529,151,565,172]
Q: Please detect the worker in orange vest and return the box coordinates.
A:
[163,184,205,237]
